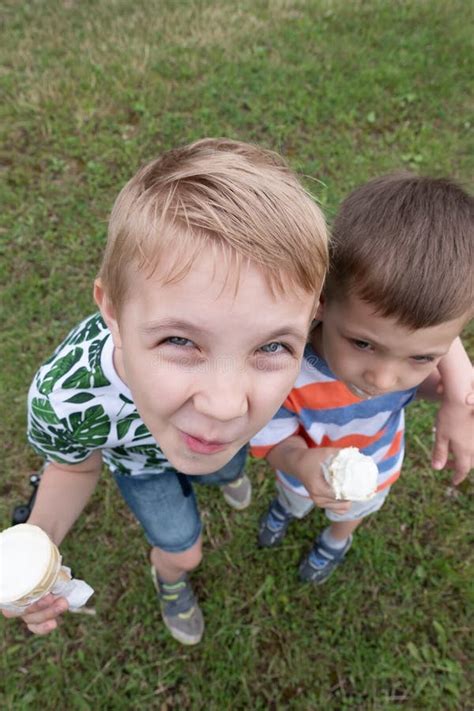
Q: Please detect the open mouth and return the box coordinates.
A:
[180,431,231,454]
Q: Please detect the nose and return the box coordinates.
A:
[193,366,249,422]
[364,362,398,393]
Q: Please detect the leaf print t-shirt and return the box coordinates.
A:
[27,313,172,476]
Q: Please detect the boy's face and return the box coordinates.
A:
[96,247,316,474]
[313,294,466,399]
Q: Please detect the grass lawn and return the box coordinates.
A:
[1,1,473,708]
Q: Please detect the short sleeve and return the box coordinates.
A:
[250,404,299,458]
[27,382,94,464]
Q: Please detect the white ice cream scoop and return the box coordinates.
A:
[322,447,378,501]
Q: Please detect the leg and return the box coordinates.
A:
[326,517,363,542]
[112,469,204,644]
[259,479,315,547]
[150,536,202,583]
[299,487,391,584]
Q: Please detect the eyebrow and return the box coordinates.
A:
[140,318,308,343]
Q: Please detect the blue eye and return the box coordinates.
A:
[260,341,287,354]
[166,336,193,347]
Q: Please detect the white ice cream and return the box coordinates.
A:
[0,524,54,604]
[323,447,378,501]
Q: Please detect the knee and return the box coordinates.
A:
[151,538,203,574]
[177,540,203,571]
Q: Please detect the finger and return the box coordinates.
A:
[313,497,351,513]
[23,598,68,626]
[431,434,449,470]
[450,455,472,485]
[27,618,59,636]
[2,608,21,619]
[1,593,60,619]
[441,452,471,472]
[309,477,337,499]
[21,593,58,614]
[325,502,352,514]
[451,470,469,486]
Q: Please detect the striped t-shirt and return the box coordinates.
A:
[251,344,417,497]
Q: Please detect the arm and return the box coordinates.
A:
[267,435,351,514]
[2,453,102,634]
[28,453,103,544]
[421,337,473,483]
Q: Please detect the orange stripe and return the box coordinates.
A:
[285,380,361,413]
[250,444,274,458]
[316,431,386,450]
[376,469,401,491]
[383,430,403,460]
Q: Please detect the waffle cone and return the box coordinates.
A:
[14,539,62,606]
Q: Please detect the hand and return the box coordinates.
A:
[296,448,352,514]
[431,398,474,485]
[436,380,474,405]
[1,593,69,635]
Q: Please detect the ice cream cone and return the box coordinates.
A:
[0,524,63,607]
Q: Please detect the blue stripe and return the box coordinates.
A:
[377,446,405,475]
[294,388,415,427]
[361,411,402,457]
[273,405,297,420]
[280,471,307,490]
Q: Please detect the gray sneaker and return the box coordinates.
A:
[221,474,252,510]
[151,567,204,645]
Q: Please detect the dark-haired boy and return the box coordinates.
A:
[253,173,473,583]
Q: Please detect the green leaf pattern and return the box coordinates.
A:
[27,313,174,475]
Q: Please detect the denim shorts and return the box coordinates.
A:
[112,445,248,553]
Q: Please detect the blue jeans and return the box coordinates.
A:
[112,445,248,553]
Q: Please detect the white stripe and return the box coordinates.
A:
[251,417,299,447]
[306,410,394,444]
[371,425,404,463]
[294,360,334,387]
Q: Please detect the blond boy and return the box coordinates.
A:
[3,139,328,644]
[253,173,473,583]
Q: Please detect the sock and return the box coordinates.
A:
[321,526,349,550]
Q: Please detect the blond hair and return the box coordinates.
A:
[327,172,474,328]
[99,138,328,310]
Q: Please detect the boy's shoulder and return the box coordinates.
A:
[28,313,129,451]
[27,315,158,466]
[34,313,113,396]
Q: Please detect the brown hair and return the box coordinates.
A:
[99,138,328,311]
[326,172,474,328]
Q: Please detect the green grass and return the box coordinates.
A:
[1,0,473,708]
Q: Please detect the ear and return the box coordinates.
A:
[94,279,122,349]
[314,294,325,321]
